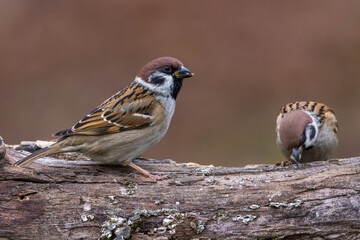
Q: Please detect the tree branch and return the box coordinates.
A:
[1,137,360,240]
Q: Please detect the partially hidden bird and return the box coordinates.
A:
[14,57,194,180]
[276,101,338,165]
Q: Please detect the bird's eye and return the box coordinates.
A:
[163,66,172,73]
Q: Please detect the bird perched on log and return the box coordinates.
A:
[14,57,194,180]
[276,101,338,165]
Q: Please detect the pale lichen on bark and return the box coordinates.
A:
[0,138,360,240]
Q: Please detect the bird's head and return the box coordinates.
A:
[278,110,318,163]
[136,57,194,99]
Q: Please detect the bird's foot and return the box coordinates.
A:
[128,161,169,181]
[145,173,170,181]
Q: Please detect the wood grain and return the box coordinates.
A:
[0,138,359,240]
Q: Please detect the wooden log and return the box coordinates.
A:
[0,137,359,240]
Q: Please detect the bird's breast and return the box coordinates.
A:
[81,114,170,164]
[155,95,176,122]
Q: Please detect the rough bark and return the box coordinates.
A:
[0,137,359,240]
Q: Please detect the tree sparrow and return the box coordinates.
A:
[276,101,338,165]
[14,57,194,180]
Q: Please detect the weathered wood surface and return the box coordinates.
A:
[0,138,360,240]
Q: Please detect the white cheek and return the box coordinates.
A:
[305,123,318,147]
[156,73,174,91]
[135,74,174,97]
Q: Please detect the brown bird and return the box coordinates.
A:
[276,101,338,165]
[14,57,194,180]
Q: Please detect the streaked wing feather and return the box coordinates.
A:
[53,83,157,136]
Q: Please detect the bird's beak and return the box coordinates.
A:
[290,146,303,165]
[173,66,194,79]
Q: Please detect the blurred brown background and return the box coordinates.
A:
[1,1,359,167]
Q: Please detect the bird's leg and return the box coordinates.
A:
[127,161,169,181]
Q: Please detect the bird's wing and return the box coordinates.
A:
[53,83,160,136]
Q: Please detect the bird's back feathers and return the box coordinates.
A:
[53,82,158,137]
[278,101,334,123]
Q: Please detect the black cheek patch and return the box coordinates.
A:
[308,125,316,140]
[151,76,165,85]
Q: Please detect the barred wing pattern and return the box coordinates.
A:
[53,83,158,136]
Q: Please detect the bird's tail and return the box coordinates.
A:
[14,146,58,166]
